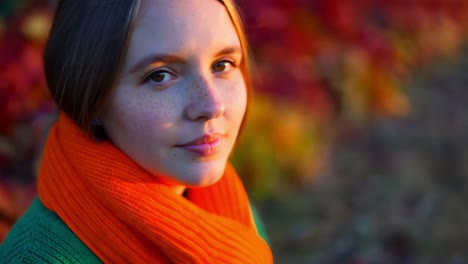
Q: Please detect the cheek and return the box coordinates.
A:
[103,87,179,143]
[228,78,248,122]
[116,89,178,127]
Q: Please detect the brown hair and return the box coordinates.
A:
[44,0,251,136]
[219,0,253,133]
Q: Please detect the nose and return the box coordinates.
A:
[185,75,225,121]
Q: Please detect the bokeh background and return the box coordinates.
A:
[1,0,468,263]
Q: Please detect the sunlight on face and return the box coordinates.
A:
[99,0,247,192]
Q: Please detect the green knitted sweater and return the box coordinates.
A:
[0,197,269,263]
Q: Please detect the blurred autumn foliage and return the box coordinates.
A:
[232,0,468,200]
[240,0,468,119]
[0,0,53,242]
[0,2,52,135]
[1,0,468,262]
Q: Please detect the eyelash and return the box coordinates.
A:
[143,70,175,84]
[143,59,239,85]
[212,60,237,74]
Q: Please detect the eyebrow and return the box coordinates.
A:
[214,45,242,57]
[129,45,242,73]
[129,54,185,73]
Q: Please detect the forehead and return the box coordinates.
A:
[127,0,240,58]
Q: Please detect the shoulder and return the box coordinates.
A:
[0,198,101,264]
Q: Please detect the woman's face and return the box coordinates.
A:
[99,0,247,190]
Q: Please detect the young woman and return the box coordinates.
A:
[0,0,273,263]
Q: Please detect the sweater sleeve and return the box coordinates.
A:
[0,198,101,264]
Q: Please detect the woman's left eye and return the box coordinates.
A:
[212,61,235,73]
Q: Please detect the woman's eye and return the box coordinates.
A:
[212,61,234,73]
[145,71,175,84]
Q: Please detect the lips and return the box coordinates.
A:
[176,134,224,156]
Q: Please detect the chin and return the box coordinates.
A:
[182,163,227,187]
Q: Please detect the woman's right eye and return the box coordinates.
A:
[144,70,175,84]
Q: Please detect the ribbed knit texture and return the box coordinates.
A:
[36,113,273,263]
[0,198,269,263]
[0,198,100,263]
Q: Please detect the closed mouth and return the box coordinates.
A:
[176,134,224,156]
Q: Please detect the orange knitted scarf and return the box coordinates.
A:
[37,113,272,263]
